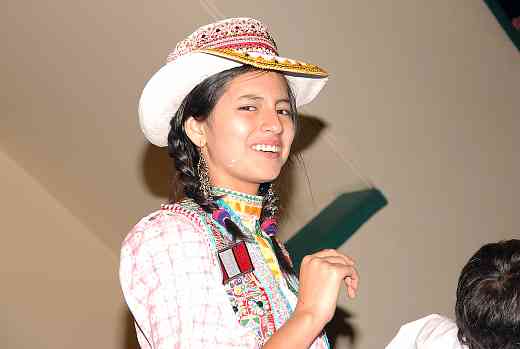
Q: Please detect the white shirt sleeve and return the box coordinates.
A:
[119,210,259,349]
[385,314,466,349]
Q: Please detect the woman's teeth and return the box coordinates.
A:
[252,144,281,153]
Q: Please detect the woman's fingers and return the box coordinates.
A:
[317,256,351,266]
[311,249,339,257]
[296,249,361,326]
[343,266,359,298]
[303,249,359,299]
[333,263,358,294]
[309,249,356,266]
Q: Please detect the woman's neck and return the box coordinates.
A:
[209,177,260,196]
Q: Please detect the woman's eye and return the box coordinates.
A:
[277,109,291,116]
[239,106,257,112]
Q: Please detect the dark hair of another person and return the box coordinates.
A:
[455,239,520,349]
[167,64,298,275]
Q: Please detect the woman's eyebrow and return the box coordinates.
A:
[237,94,290,104]
[276,98,290,105]
[237,94,263,101]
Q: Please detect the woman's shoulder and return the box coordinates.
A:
[121,200,207,253]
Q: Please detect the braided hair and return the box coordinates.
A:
[259,182,296,275]
[167,65,297,274]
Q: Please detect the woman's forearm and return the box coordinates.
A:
[262,310,323,349]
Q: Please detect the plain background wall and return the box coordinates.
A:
[2,0,518,348]
[0,150,134,349]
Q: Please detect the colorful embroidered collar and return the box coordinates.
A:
[211,187,286,283]
[212,187,263,233]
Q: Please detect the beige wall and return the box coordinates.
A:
[0,150,136,349]
[2,0,518,348]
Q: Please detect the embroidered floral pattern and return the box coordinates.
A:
[226,273,276,343]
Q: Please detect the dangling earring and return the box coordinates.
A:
[261,183,279,236]
[197,154,212,199]
[265,183,279,217]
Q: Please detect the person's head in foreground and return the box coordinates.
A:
[386,239,520,349]
[455,239,520,349]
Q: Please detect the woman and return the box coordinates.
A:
[120,17,359,349]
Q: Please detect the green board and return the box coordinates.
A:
[285,188,387,272]
[484,0,520,51]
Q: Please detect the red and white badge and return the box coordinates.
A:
[218,241,254,284]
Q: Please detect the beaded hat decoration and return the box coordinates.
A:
[139,17,329,147]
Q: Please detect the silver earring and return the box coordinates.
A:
[197,155,212,199]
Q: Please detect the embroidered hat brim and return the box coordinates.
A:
[139,18,329,147]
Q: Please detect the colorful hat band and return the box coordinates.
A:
[200,48,328,77]
[138,17,329,147]
[167,18,278,63]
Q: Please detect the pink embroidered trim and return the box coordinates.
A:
[161,203,203,227]
[167,18,278,63]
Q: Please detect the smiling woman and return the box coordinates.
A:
[119,17,359,349]
[184,70,295,194]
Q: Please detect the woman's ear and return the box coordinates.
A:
[184,116,206,147]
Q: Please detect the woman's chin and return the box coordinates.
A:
[254,171,282,184]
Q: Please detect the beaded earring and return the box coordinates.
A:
[265,184,279,216]
[260,183,279,237]
[197,154,212,199]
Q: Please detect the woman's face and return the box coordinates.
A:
[196,70,295,194]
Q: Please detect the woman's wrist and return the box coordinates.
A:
[293,308,324,334]
[263,308,324,349]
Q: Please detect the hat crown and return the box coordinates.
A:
[167,17,278,63]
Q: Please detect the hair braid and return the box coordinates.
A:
[259,183,295,276]
[167,97,218,213]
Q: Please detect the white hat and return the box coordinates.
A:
[139,17,329,147]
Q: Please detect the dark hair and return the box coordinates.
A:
[167,64,297,274]
[455,239,520,349]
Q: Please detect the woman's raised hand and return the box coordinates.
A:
[262,249,358,348]
[294,249,359,326]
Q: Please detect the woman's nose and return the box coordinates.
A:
[260,109,283,134]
